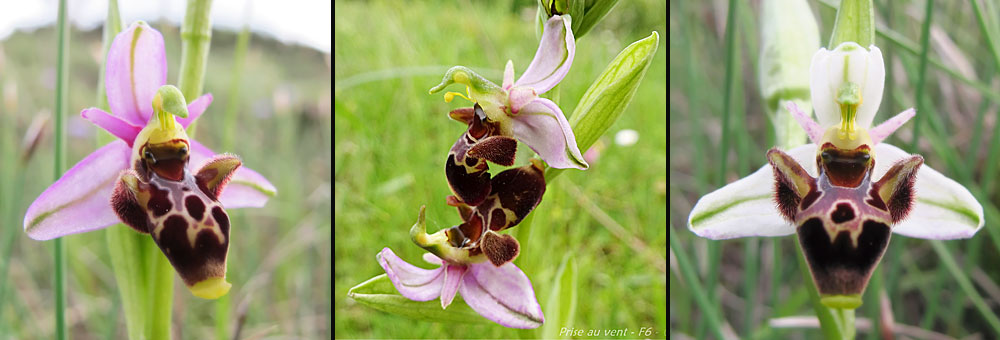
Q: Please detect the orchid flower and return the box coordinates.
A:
[378,198,545,329]
[687,42,983,309]
[429,14,588,171]
[23,21,277,299]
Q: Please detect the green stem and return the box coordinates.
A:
[717,0,738,187]
[107,226,148,340]
[670,225,726,340]
[908,0,933,152]
[930,240,1000,334]
[54,0,69,338]
[147,244,174,340]
[222,23,251,150]
[178,0,214,137]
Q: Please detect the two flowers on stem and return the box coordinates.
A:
[380,15,584,329]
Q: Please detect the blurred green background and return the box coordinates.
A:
[0,19,331,339]
[672,0,1000,338]
[335,0,666,338]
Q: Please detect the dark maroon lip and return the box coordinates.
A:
[151,158,186,181]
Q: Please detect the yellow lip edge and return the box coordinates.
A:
[189,277,231,300]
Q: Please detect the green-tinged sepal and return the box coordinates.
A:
[347,274,491,324]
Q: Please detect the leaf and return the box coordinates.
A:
[576,0,619,39]
[547,31,659,181]
[347,274,491,324]
[541,255,578,339]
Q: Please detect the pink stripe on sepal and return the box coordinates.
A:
[24,140,132,240]
[376,248,446,302]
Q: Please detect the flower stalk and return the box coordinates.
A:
[178,0,213,136]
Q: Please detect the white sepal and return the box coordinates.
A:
[687,144,816,239]
[872,144,984,239]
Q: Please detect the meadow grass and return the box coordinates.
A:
[0,22,331,338]
[334,0,667,338]
[672,0,1000,338]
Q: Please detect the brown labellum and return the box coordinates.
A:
[767,146,922,301]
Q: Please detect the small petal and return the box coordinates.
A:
[176,93,214,128]
[869,108,915,145]
[81,108,143,146]
[377,248,445,301]
[688,144,817,239]
[24,140,132,240]
[872,144,984,239]
[440,264,467,308]
[512,98,588,169]
[189,140,277,208]
[106,21,167,126]
[459,262,544,329]
[786,101,824,145]
[503,60,515,90]
[508,87,536,115]
[513,15,575,94]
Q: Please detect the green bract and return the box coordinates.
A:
[547,31,659,180]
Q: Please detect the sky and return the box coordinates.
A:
[0,0,331,53]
